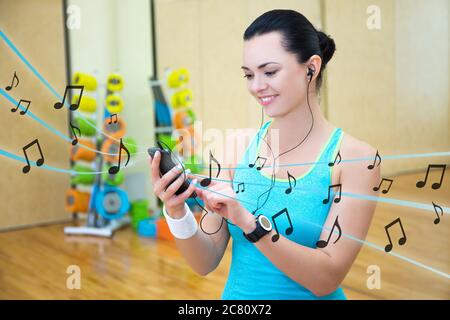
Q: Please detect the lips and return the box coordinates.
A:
[259,95,278,106]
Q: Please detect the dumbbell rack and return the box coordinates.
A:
[65,75,130,237]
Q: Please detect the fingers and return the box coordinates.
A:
[154,164,182,196]
[164,169,191,198]
[150,150,161,182]
[168,178,198,206]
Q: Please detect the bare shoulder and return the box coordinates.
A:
[339,132,380,183]
[340,132,377,160]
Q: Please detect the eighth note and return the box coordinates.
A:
[373,178,394,194]
[22,139,45,174]
[316,216,342,248]
[200,151,221,187]
[11,99,31,115]
[368,150,381,170]
[416,164,446,190]
[108,113,118,124]
[285,171,296,194]
[70,122,81,146]
[271,208,293,242]
[323,184,342,204]
[5,71,19,91]
[235,182,245,194]
[384,217,407,253]
[249,156,267,171]
[432,202,444,225]
[108,138,130,174]
[54,85,84,111]
[328,150,342,167]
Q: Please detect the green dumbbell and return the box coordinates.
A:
[123,137,138,155]
[75,117,97,137]
[102,170,124,186]
[71,164,95,185]
[130,200,150,230]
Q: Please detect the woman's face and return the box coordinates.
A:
[242,31,309,118]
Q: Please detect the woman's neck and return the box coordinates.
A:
[269,92,331,150]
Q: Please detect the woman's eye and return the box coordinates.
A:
[243,74,253,79]
[265,71,277,77]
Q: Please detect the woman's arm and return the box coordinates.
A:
[200,142,380,296]
[150,151,230,276]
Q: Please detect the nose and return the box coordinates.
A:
[249,75,268,95]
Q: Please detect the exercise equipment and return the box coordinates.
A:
[75,117,97,137]
[71,164,95,185]
[170,88,193,109]
[102,117,126,139]
[167,68,189,88]
[72,72,98,91]
[105,94,124,114]
[102,170,125,186]
[73,94,97,113]
[107,73,124,92]
[173,108,196,129]
[130,200,150,230]
[65,189,91,213]
[70,139,96,162]
[123,137,138,155]
[95,186,130,220]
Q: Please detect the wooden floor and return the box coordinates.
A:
[0,170,449,299]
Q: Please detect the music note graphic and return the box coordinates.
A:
[235,182,245,194]
[373,178,394,194]
[368,150,381,170]
[416,164,446,190]
[316,216,342,248]
[5,71,19,91]
[384,217,407,253]
[323,184,342,204]
[249,156,267,171]
[108,138,130,174]
[328,150,342,167]
[108,113,118,124]
[54,85,84,111]
[11,99,31,115]
[271,208,293,242]
[285,171,297,194]
[200,151,221,187]
[22,139,45,174]
[432,202,444,225]
[70,122,81,146]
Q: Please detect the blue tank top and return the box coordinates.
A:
[222,121,346,300]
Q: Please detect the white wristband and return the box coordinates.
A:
[162,203,198,239]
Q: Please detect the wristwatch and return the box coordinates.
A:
[243,215,273,243]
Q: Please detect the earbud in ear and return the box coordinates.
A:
[307,67,315,81]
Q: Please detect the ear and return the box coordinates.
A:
[306,55,322,82]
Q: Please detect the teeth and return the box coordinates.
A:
[261,95,276,102]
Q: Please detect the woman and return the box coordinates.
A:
[150,9,380,299]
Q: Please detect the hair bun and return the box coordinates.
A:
[317,30,336,65]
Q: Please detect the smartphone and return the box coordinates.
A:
[148,147,196,198]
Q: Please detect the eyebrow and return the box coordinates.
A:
[241,62,280,71]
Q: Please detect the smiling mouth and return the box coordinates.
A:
[259,95,278,106]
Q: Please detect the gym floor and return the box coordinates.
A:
[0,170,448,300]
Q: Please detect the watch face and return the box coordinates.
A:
[258,215,272,231]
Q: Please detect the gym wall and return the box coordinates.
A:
[0,0,70,229]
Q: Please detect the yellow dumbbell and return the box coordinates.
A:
[171,88,193,109]
[73,94,97,113]
[105,94,124,114]
[72,72,98,91]
[167,68,189,88]
[107,73,124,92]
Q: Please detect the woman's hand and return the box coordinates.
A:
[150,150,198,219]
[192,176,256,233]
